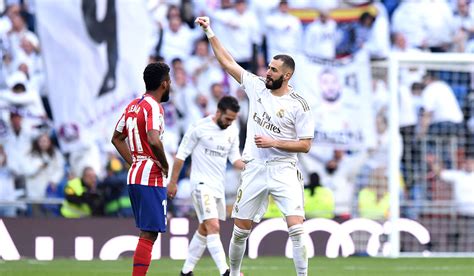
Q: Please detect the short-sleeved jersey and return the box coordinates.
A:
[240,71,314,162]
[115,94,166,186]
[176,115,240,198]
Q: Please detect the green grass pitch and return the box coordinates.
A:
[0,257,472,276]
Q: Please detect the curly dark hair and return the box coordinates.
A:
[143,62,170,91]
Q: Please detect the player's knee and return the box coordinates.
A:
[204,221,220,234]
[140,230,158,242]
[288,224,304,247]
[232,225,251,244]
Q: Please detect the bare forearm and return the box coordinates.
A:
[273,139,312,153]
[147,130,169,169]
[209,36,236,71]
[169,158,184,185]
[112,139,133,166]
[196,16,242,83]
[150,141,168,169]
[111,131,133,165]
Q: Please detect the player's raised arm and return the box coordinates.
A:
[195,16,244,84]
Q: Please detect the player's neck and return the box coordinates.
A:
[270,84,290,97]
[146,91,160,102]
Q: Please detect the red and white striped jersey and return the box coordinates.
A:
[115,94,166,187]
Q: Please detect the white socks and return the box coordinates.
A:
[182,231,207,273]
[229,225,251,276]
[288,224,308,276]
[183,225,306,275]
[207,234,229,274]
[183,231,229,275]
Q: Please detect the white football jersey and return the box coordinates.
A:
[241,71,314,162]
[176,115,241,198]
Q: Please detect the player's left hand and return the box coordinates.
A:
[254,135,275,148]
[167,182,177,200]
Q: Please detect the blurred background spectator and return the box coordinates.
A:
[23,132,65,216]
[60,166,104,218]
[98,154,132,217]
[303,8,337,59]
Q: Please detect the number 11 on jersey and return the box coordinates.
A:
[126,117,143,153]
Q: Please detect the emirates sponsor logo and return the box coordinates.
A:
[253,112,281,134]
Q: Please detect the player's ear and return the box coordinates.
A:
[160,79,168,90]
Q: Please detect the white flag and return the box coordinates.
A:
[36,0,157,151]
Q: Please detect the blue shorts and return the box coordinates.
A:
[128,185,167,233]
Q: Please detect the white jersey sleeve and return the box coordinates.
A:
[241,70,266,102]
[115,112,125,133]
[227,127,241,164]
[295,103,314,139]
[176,123,200,161]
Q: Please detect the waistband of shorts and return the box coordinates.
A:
[244,158,296,166]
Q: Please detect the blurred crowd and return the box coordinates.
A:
[0,0,472,232]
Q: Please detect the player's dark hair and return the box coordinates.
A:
[217,96,240,113]
[143,62,170,91]
[273,54,295,73]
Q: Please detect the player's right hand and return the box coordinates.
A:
[195,16,210,30]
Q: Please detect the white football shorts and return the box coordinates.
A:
[192,183,226,223]
[231,159,305,223]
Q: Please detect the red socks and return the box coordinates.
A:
[132,238,154,276]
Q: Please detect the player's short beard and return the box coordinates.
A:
[266,75,284,90]
[216,117,228,129]
[161,88,170,102]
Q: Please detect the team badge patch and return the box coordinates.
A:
[276,109,285,118]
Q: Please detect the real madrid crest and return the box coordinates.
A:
[276,109,285,118]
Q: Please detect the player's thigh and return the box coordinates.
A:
[128,185,168,232]
[232,162,268,222]
[192,185,222,223]
[268,164,305,218]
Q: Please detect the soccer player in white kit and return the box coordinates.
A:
[167,96,245,276]
[195,17,314,276]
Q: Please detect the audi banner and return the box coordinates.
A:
[0,217,432,260]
